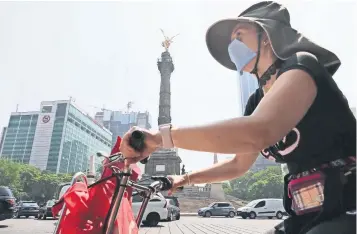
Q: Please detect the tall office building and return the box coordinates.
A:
[94,110,152,146]
[0,127,8,155]
[94,110,152,176]
[237,72,276,171]
[238,72,260,114]
[0,112,39,165]
[0,100,112,174]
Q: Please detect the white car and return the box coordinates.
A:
[237,198,286,219]
[132,193,168,227]
[59,185,71,199]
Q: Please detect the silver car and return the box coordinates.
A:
[198,202,236,218]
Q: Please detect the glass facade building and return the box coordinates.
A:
[95,111,152,147]
[0,113,38,164]
[57,104,112,173]
[238,72,259,114]
[0,100,112,174]
[237,72,277,171]
[0,127,8,156]
[95,110,152,176]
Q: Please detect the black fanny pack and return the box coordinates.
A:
[286,157,355,216]
[278,157,356,234]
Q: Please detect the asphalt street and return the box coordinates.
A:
[0,216,281,234]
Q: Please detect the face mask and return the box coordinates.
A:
[228,39,256,72]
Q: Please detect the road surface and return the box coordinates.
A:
[0,216,281,234]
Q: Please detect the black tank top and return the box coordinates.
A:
[244,52,356,173]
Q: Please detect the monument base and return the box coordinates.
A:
[209,182,225,200]
[139,148,181,196]
[144,148,181,176]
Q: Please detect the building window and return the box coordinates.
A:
[9,116,20,121]
[56,103,67,117]
[42,106,53,113]
[155,165,165,172]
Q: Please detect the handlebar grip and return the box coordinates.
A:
[128,130,149,164]
[140,157,149,164]
[151,176,185,192]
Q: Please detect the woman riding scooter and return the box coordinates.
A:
[120,1,356,233]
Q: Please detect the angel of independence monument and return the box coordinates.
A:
[142,30,182,179]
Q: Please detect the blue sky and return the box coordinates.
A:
[0,0,355,172]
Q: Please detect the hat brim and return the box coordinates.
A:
[206,17,263,71]
[206,16,341,75]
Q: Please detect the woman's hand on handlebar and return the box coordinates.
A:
[167,175,187,193]
[120,127,162,165]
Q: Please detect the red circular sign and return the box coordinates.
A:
[42,115,50,123]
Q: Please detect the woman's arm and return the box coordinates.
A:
[167,69,317,154]
[120,67,317,164]
[183,152,259,185]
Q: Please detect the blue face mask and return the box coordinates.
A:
[228,39,257,72]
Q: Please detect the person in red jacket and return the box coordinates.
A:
[120,1,356,234]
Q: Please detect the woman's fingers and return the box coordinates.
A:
[167,175,186,194]
[124,155,148,166]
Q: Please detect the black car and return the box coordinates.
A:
[38,200,56,220]
[0,186,16,221]
[15,201,39,218]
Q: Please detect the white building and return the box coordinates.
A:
[0,100,112,173]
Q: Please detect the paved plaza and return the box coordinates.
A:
[0,216,281,234]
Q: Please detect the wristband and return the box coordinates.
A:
[159,123,174,149]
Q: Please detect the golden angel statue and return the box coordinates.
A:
[160,29,179,51]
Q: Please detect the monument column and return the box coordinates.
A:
[142,30,181,179]
[213,153,218,164]
[157,51,174,125]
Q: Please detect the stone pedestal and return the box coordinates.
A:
[139,148,181,196]
[144,148,181,176]
[209,182,225,200]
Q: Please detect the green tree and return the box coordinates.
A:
[18,163,41,197]
[222,182,233,195]
[229,171,257,200]
[0,159,23,197]
[228,166,284,200]
[0,159,73,202]
[248,166,284,199]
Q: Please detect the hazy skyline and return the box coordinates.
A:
[0,1,355,172]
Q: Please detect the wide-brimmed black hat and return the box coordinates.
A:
[206,1,341,75]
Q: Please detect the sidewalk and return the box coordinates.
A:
[181,213,197,216]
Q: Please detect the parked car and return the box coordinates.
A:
[14,201,39,218]
[57,183,71,200]
[236,198,285,219]
[38,200,56,220]
[132,193,168,227]
[0,186,16,221]
[53,182,71,218]
[164,196,180,208]
[166,198,180,221]
[198,202,236,218]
